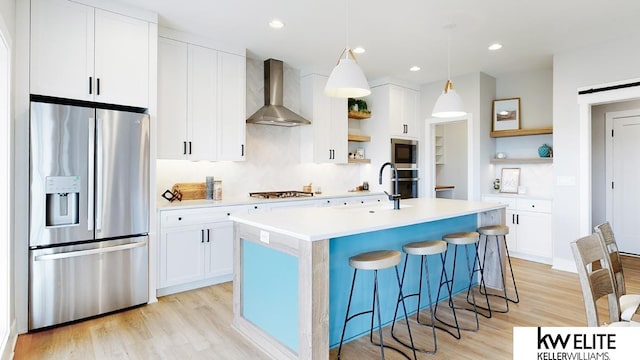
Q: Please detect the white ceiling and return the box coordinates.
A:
[123,0,640,85]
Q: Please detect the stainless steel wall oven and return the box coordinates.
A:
[391,139,419,198]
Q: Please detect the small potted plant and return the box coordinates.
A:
[348,98,371,118]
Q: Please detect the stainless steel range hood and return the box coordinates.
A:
[246,59,310,126]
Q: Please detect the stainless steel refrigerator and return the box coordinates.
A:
[29,100,150,330]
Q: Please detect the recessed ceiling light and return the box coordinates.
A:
[352,47,366,54]
[269,19,285,29]
[409,66,421,72]
[488,43,503,51]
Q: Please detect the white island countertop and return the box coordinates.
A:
[230,197,506,241]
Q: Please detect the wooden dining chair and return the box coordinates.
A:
[570,233,639,326]
[594,222,626,295]
[594,222,640,320]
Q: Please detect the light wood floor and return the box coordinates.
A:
[14,256,640,360]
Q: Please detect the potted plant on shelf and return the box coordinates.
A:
[348,98,371,119]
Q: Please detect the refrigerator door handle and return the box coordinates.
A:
[87,119,95,231]
[96,117,103,232]
[33,241,147,261]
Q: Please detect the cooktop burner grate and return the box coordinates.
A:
[249,191,314,199]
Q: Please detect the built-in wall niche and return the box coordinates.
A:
[491,133,553,163]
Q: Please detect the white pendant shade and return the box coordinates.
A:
[432,80,466,118]
[324,56,371,98]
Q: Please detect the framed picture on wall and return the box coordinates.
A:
[492,98,521,131]
[500,168,521,193]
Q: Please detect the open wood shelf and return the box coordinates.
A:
[490,158,553,164]
[490,127,553,138]
[348,111,371,120]
[347,134,371,142]
[348,158,371,164]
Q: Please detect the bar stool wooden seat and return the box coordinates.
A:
[434,231,491,339]
[475,225,519,313]
[337,250,417,360]
[391,240,447,354]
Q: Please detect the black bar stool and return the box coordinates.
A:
[391,240,448,354]
[434,231,491,339]
[337,250,417,360]
[475,225,519,313]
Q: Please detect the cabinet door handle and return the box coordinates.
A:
[201,229,205,243]
[89,76,93,95]
[189,141,192,154]
[96,78,100,95]
[207,229,210,242]
[512,214,515,224]
[241,144,245,156]
[183,141,187,155]
[516,214,520,225]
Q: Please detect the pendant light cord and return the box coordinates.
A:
[447,30,451,80]
[345,0,350,54]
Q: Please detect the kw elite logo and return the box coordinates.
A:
[513,327,638,360]
[536,327,614,360]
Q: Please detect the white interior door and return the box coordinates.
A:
[606,111,640,254]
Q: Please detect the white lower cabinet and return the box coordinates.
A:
[158,207,236,295]
[157,193,387,295]
[483,195,553,263]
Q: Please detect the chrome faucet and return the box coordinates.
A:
[379,162,401,210]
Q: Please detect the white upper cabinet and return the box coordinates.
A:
[188,44,218,160]
[30,0,150,108]
[388,84,419,139]
[93,9,149,107]
[300,74,347,164]
[217,52,246,161]
[157,37,188,159]
[30,0,95,102]
[157,35,246,161]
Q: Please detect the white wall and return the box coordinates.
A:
[591,100,640,226]
[156,58,365,201]
[496,68,553,129]
[553,34,640,270]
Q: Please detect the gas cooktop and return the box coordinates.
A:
[249,191,314,199]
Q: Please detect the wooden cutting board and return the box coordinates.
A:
[172,182,206,200]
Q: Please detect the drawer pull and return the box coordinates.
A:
[178,217,182,221]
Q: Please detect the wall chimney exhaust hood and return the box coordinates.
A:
[246,59,311,126]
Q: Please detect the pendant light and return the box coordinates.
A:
[432,25,466,118]
[324,0,371,98]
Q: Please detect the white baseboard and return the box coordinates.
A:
[552,257,577,273]
[511,251,553,265]
[156,274,233,297]
[1,319,17,360]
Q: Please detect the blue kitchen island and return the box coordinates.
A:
[230,198,506,359]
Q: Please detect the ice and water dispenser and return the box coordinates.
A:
[45,176,80,227]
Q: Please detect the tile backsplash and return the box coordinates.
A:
[156,57,364,201]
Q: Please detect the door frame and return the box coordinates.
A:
[423,113,475,199]
[578,79,640,237]
[604,109,640,224]
[0,9,12,359]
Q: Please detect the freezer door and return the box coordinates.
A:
[30,101,95,247]
[29,236,149,330]
[95,109,149,239]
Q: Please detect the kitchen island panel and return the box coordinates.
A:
[242,240,299,353]
[328,214,478,347]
